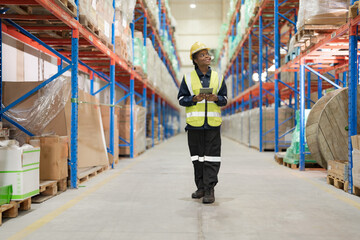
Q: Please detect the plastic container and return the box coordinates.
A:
[0,184,13,205]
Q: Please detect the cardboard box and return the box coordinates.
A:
[100,106,119,164]
[0,147,40,200]
[3,81,109,169]
[328,160,348,181]
[31,136,68,181]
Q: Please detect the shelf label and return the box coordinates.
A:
[331,32,336,39]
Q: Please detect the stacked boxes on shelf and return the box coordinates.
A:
[222,107,294,150]
[118,105,146,156]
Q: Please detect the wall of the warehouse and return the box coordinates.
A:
[169,0,229,77]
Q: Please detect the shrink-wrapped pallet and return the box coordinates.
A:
[297,0,349,28]
[118,105,146,156]
[97,0,114,44]
[78,0,98,28]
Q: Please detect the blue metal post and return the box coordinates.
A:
[90,72,94,96]
[343,71,347,87]
[335,73,340,86]
[259,14,263,152]
[109,0,116,168]
[241,47,245,92]
[129,74,135,158]
[265,45,268,82]
[318,72,322,100]
[70,28,79,188]
[231,65,235,99]
[274,0,280,152]
[162,100,166,140]
[248,33,253,87]
[307,71,311,109]
[236,55,239,96]
[151,91,155,147]
[299,61,306,171]
[348,24,358,193]
[158,97,161,141]
[294,71,298,114]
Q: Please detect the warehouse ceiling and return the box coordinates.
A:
[169,0,230,76]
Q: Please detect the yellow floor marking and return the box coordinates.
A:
[291,171,360,210]
[8,157,143,240]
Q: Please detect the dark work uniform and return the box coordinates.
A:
[177,66,227,191]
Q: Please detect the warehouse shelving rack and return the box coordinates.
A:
[217,0,359,193]
[0,0,180,188]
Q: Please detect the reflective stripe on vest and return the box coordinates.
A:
[184,70,223,127]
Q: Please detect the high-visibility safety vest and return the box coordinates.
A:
[184,70,223,127]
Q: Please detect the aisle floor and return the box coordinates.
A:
[1,133,360,240]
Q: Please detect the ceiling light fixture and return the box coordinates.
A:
[190,3,196,9]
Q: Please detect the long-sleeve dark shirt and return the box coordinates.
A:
[177,66,227,130]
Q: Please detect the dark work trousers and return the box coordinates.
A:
[187,128,221,191]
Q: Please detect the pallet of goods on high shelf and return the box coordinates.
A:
[294,0,349,52]
[133,31,148,78]
[143,0,160,31]
[115,0,136,64]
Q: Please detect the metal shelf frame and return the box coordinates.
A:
[0,0,181,188]
[218,0,358,191]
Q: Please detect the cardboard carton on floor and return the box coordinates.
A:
[0,146,40,200]
[31,135,69,181]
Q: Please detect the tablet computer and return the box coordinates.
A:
[199,88,213,94]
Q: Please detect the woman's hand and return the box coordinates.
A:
[205,94,218,102]
[192,94,206,102]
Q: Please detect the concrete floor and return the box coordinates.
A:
[1,133,360,240]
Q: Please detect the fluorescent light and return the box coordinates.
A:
[190,3,196,8]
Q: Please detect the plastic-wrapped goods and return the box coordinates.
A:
[115,0,136,26]
[144,0,160,30]
[118,105,146,156]
[97,0,114,44]
[297,0,349,28]
[79,0,98,27]
[284,110,316,164]
[2,78,109,168]
[351,135,360,188]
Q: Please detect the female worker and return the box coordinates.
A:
[177,42,227,204]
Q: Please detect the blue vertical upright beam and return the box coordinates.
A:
[265,45,268,82]
[274,0,280,152]
[307,71,311,109]
[299,61,305,171]
[70,28,79,188]
[348,23,358,193]
[248,33,253,87]
[90,72,94,96]
[158,97,161,141]
[231,65,235,99]
[259,14,263,152]
[241,47,245,92]
[236,55,239,96]
[318,72,322,99]
[109,0,116,168]
[130,16,135,158]
[151,91,155,147]
[335,73,340,86]
[162,100,166,140]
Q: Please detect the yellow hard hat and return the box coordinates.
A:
[190,42,209,60]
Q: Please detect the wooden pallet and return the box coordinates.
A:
[283,161,321,170]
[32,178,67,204]
[327,174,349,192]
[73,165,109,185]
[0,198,31,226]
[274,152,285,165]
[79,15,100,37]
[53,0,77,18]
[349,1,360,19]
[353,185,360,197]
[294,25,340,51]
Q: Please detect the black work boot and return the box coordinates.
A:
[203,189,215,204]
[191,189,205,199]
